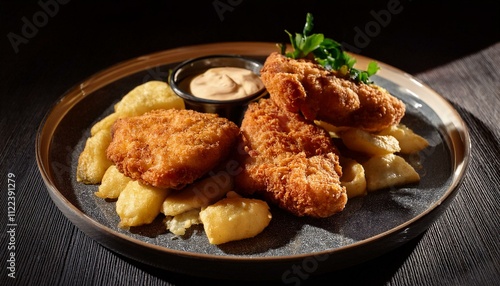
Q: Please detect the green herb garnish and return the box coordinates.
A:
[281,13,379,84]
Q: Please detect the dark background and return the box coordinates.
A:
[2,0,498,121]
[1,0,498,285]
[2,0,498,89]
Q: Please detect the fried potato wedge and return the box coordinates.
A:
[340,157,367,198]
[90,112,121,136]
[114,80,185,117]
[91,81,185,136]
[162,172,233,216]
[76,129,113,184]
[95,165,132,199]
[116,181,170,228]
[199,197,272,245]
[363,154,420,192]
[314,120,351,138]
[165,209,202,236]
[378,124,429,154]
[340,128,400,155]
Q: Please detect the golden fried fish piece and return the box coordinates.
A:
[107,109,239,189]
[260,52,405,132]
[235,99,347,218]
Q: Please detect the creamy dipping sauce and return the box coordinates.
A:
[187,67,264,101]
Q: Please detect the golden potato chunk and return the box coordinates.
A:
[164,209,202,236]
[116,181,170,228]
[363,154,420,192]
[162,172,233,216]
[90,113,121,136]
[76,129,113,184]
[340,128,400,155]
[199,197,272,245]
[340,158,367,198]
[378,124,429,154]
[95,165,132,199]
[314,120,350,138]
[91,81,185,135]
[114,81,185,117]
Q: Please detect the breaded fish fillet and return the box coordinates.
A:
[107,109,239,189]
[235,99,347,218]
[260,52,405,132]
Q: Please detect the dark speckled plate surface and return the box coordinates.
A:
[36,42,470,280]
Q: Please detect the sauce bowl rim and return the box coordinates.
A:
[168,54,267,105]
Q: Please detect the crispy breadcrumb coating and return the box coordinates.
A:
[260,52,405,132]
[235,99,347,218]
[107,109,239,189]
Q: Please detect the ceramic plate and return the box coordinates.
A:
[36,42,470,280]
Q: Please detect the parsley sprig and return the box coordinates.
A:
[280,13,380,84]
